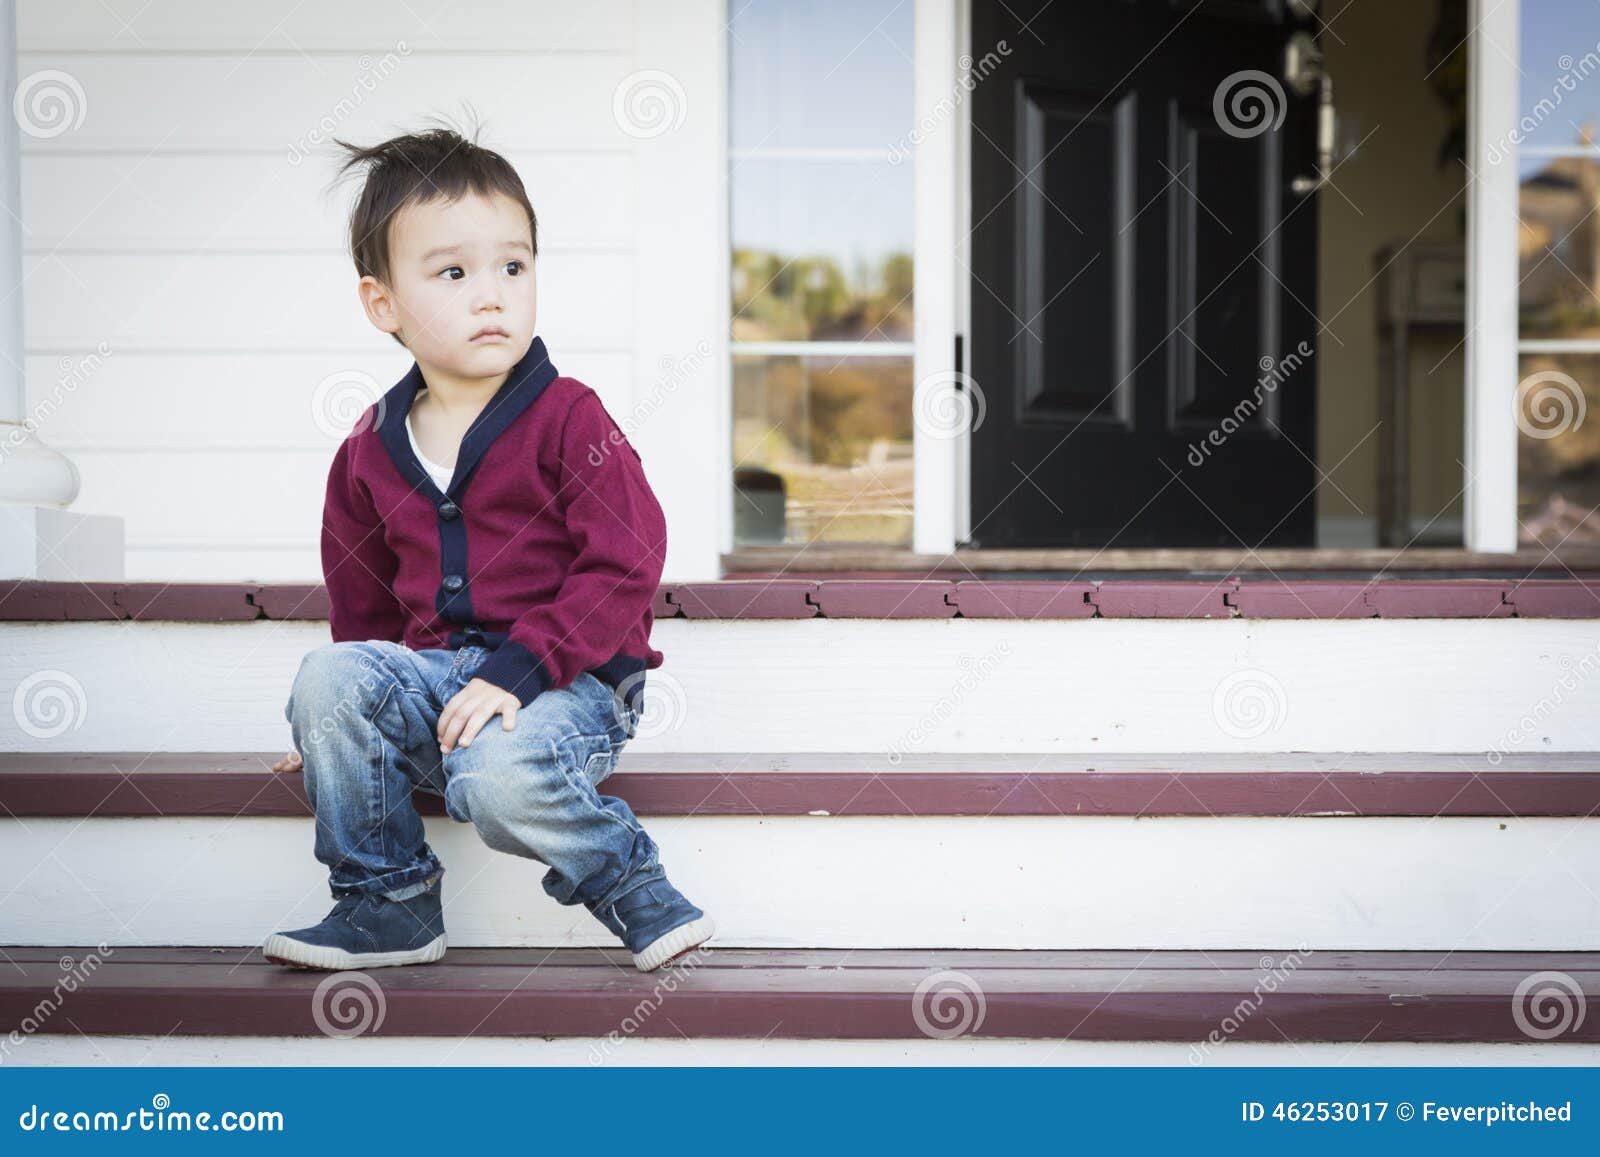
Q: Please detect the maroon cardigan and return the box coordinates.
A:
[321,335,666,710]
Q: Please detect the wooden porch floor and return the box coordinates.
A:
[3,946,1595,1042]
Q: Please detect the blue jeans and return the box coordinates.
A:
[284,639,660,910]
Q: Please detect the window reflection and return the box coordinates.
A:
[731,162,914,343]
[1519,142,1600,338]
[1518,354,1600,545]
[734,355,914,546]
[729,0,916,547]
[1517,3,1600,152]
[730,0,914,150]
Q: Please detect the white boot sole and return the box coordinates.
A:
[262,932,447,970]
[632,914,715,972]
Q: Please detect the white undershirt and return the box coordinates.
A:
[406,390,456,492]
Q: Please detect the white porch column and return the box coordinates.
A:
[0,0,123,579]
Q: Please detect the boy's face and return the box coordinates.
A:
[358,190,537,380]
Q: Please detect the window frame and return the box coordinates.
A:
[725,176,920,551]
[1466,0,1520,552]
[722,0,949,554]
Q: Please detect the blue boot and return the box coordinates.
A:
[590,875,714,971]
[264,872,446,969]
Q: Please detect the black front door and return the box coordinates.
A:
[968,0,1322,548]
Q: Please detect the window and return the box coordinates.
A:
[729,0,916,546]
[1517,1,1600,545]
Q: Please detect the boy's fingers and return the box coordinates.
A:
[438,695,464,746]
[459,702,500,747]
[440,695,478,751]
[439,688,513,750]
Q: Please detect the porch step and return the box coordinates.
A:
[4,614,1600,753]
[1,753,1596,951]
[3,946,1595,1043]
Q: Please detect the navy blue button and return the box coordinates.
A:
[438,501,460,521]
[442,574,465,593]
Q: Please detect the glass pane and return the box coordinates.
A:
[1518,1,1600,153]
[732,158,914,342]
[1517,353,1600,545]
[732,354,913,546]
[729,0,914,150]
[1519,158,1600,337]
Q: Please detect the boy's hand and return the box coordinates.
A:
[438,677,520,753]
[272,750,303,774]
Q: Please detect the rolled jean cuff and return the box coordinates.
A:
[382,872,441,902]
[331,857,443,901]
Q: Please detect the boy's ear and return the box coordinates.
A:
[357,274,403,337]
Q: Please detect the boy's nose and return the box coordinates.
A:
[470,269,504,309]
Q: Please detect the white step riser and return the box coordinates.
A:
[8,1037,1598,1067]
[4,815,1596,950]
[4,618,1600,753]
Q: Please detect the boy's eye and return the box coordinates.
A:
[503,260,524,276]
[439,266,464,281]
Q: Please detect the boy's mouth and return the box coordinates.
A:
[469,325,510,343]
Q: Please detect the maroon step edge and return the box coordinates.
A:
[0,948,1592,1041]
[3,754,1596,818]
[4,578,1599,621]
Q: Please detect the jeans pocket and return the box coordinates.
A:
[581,747,616,788]
[604,686,639,742]
[553,730,614,793]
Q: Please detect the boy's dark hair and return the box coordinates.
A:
[331,121,538,298]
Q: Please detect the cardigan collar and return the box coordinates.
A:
[376,334,560,503]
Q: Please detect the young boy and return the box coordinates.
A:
[263,127,712,973]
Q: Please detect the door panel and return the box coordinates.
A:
[969,0,1321,548]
